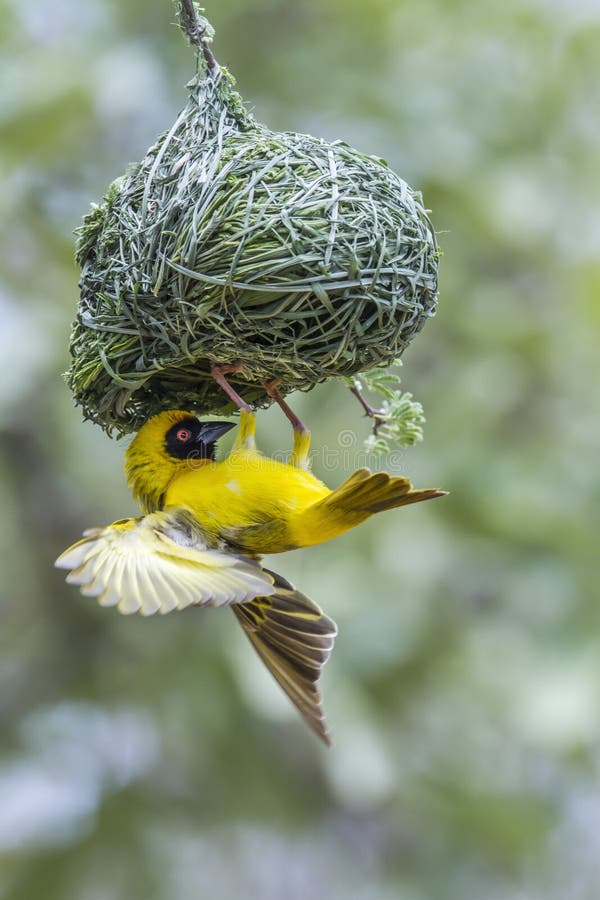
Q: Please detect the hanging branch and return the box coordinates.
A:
[178,0,217,70]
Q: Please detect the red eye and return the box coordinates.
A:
[176,428,192,442]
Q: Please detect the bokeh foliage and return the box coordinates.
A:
[1,0,600,898]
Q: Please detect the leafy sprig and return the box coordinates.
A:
[345,362,425,455]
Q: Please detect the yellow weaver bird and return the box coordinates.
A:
[57,366,445,744]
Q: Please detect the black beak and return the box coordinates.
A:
[197,420,236,445]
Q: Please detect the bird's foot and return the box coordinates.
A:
[211,361,251,412]
[213,360,245,377]
[261,379,308,435]
[262,377,282,398]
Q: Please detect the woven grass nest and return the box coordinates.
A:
[69,3,439,435]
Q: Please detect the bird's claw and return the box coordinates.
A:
[211,360,245,377]
[261,378,282,399]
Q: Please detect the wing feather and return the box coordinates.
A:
[58,513,339,744]
[232,575,337,745]
[56,513,275,615]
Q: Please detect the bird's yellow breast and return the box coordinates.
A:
[164,450,331,546]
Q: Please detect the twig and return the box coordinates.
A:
[179,0,217,70]
[349,384,386,437]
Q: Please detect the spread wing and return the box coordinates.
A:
[232,571,337,745]
[55,513,275,616]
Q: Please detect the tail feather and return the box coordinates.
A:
[317,468,446,515]
[293,468,447,545]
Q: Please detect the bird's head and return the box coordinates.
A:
[125,410,235,511]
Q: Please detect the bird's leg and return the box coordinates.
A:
[211,361,251,411]
[263,379,311,470]
[211,361,256,452]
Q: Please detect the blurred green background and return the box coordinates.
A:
[1,0,600,897]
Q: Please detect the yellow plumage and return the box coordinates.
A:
[126,409,445,553]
